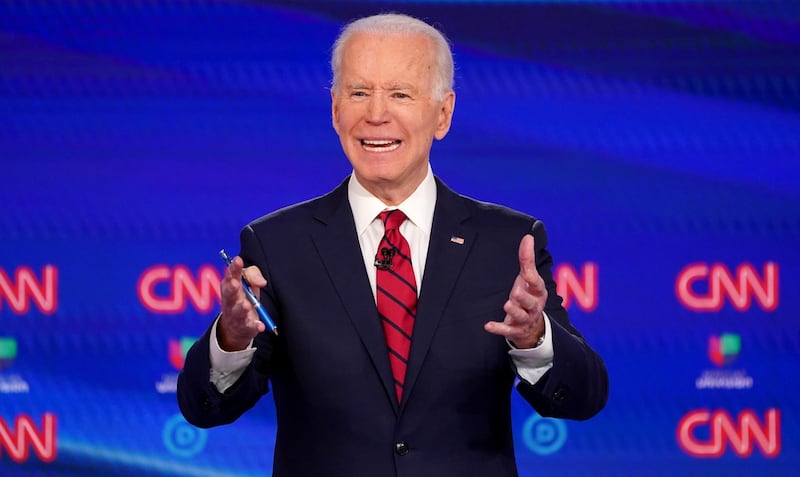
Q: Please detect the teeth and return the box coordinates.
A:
[361,139,401,152]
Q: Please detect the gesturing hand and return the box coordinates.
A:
[218,255,267,351]
[484,234,547,349]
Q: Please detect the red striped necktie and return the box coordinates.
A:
[374,210,417,403]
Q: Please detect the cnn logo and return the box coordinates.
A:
[675,262,778,312]
[138,265,223,314]
[677,408,780,458]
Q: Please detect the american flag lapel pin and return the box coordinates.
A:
[450,235,465,245]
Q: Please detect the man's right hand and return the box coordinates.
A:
[218,255,267,351]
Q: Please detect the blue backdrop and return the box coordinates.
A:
[1,1,798,476]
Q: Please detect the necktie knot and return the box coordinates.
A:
[379,209,408,232]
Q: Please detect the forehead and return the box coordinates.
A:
[339,32,436,86]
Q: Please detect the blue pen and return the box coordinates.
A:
[219,249,279,336]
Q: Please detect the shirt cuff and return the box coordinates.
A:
[209,316,256,393]
[508,312,554,385]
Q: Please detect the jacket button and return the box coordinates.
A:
[553,389,567,401]
[395,441,409,456]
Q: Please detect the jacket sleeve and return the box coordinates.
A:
[514,220,609,420]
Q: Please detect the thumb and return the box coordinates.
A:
[243,266,267,288]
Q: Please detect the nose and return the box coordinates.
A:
[365,93,389,124]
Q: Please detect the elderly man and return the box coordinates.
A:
[178,13,608,477]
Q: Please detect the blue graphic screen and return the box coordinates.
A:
[1,1,798,476]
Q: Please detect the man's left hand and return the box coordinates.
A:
[484,234,547,348]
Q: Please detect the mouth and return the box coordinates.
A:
[361,139,401,153]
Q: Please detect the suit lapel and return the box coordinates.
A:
[402,179,474,407]
[310,180,400,412]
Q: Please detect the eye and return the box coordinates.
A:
[392,92,410,99]
[351,91,368,98]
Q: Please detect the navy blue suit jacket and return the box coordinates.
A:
[178,177,608,477]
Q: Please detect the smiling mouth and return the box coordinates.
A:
[361,139,401,152]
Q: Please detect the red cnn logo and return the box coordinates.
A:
[0,266,58,315]
[0,413,57,463]
[555,262,598,312]
[138,265,223,314]
[677,409,780,458]
[675,262,778,312]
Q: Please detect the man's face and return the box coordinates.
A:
[332,32,455,204]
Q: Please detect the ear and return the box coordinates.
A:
[331,88,340,135]
[434,91,456,140]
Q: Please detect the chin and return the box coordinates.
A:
[353,159,400,178]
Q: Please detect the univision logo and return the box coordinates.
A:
[0,337,17,370]
[708,333,741,367]
[0,338,29,393]
[696,333,752,390]
[157,338,196,394]
[168,337,196,371]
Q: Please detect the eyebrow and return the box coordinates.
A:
[345,83,417,92]
[386,84,417,92]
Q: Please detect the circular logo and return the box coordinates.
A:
[163,413,208,458]
[522,414,567,455]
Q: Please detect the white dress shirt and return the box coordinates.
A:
[209,165,554,392]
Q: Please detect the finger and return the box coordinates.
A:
[222,257,254,314]
[225,255,242,276]
[504,310,544,344]
[507,276,540,312]
[484,320,525,342]
[483,320,508,337]
[221,268,244,307]
[519,236,550,301]
[229,297,266,331]
[230,299,254,322]
[518,234,535,274]
[503,299,533,325]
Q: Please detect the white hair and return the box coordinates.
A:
[330,13,454,100]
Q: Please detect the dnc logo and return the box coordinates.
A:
[522,414,567,455]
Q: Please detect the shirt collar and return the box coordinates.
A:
[348,164,437,236]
